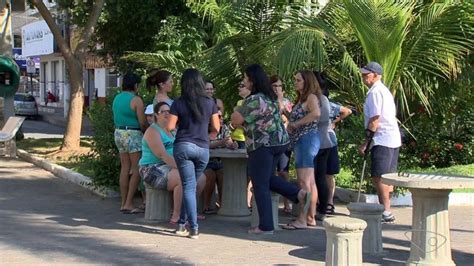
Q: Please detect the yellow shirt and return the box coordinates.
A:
[231,99,246,141]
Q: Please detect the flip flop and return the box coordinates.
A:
[282,223,307,230]
[169,220,178,225]
[120,209,133,214]
[302,192,312,214]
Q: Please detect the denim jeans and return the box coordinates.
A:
[173,142,209,230]
[248,144,301,231]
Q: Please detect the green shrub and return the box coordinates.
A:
[81,88,121,190]
[401,84,473,168]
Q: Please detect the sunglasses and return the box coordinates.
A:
[238,83,245,88]
[158,110,170,114]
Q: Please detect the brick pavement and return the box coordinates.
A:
[1,158,473,265]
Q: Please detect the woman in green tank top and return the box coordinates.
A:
[112,73,147,213]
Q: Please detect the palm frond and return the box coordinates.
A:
[342,0,413,88]
[120,52,188,75]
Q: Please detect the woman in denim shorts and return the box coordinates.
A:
[284,70,322,229]
[139,102,184,223]
[112,73,147,213]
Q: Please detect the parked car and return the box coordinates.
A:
[14,93,38,118]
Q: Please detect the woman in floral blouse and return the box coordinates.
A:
[283,70,322,229]
[231,64,311,234]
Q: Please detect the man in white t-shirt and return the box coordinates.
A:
[358,62,401,223]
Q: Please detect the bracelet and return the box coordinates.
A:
[365,128,375,141]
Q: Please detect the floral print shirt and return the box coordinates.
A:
[236,93,289,152]
[289,101,319,148]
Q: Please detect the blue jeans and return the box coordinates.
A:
[248,144,301,231]
[173,142,209,230]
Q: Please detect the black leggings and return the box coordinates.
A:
[314,148,330,214]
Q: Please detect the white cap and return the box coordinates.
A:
[144,104,154,115]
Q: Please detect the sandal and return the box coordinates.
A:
[326,204,335,215]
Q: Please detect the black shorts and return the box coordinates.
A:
[326,146,340,175]
[276,151,291,172]
[370,145,399,177]
[206,160,223,171]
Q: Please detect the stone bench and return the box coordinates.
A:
[145,184,172,222]
[347,202,384,255]
[250,191,281,230]
[323,216,367,266]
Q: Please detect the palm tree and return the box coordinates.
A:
[185,0,323,110]
[253,0,473,117]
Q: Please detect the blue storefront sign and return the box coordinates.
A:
[12,48,40,73]
[12,48,27,70]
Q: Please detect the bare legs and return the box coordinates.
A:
[372,176,392,212]
[293,168,317,228]
[203,168,223,211]
[119,151,141,211]
[168,169,182,222]
[326,174,335,206]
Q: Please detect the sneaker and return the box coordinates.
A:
[188,229,199,239]
[382,213,396,223]
[175,224,189,237]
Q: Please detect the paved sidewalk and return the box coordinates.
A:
[1,158,473,265]
[38,106,93,135]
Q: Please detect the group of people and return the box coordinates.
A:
[112,61,401,238]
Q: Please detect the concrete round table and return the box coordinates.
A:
[382,173,474,266]
[209,148,250,217]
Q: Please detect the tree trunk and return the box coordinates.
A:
[31,0,105,151]
[61,57,83,150]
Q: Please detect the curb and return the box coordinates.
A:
[335,187,473,206]
[17,149,119,198]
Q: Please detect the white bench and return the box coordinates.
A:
[0,116,25,157]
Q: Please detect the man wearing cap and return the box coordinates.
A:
[358,62,401,223]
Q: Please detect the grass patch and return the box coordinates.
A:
[17,137,94,178]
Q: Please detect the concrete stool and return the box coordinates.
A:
[145,184,173,222]
[251,192,281,230]
[347,202,384,255]
[323,216,367,266]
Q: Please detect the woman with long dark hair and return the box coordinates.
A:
[166,68,220,239]
[231,64,311,234]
